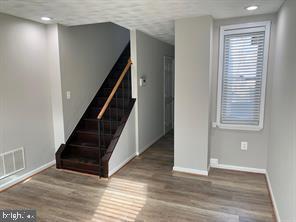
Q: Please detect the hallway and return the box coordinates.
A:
[0,132,275,221]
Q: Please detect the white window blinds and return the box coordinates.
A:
[217,22,270,130]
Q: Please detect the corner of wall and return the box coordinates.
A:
[47,24,66,151]
[130,29,140,155]
[174,15,213,174]
[207,16,214,168]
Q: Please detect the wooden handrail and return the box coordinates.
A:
[97,58,132,119]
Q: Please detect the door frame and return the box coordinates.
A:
[163,55,175,135]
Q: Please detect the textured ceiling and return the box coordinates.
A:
[0,0,284,44]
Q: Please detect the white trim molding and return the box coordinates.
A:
[210,158,266,174]
[0,160,55,192]
[265,172,281,222]
[173,166,209,176]
[108,153,137,177]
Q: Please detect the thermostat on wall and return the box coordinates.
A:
[139,76,147,87]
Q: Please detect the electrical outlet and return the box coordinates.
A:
[66,91,71,100]
[241,142,248,151]
[210,158,219,167]
[139,76,147,87]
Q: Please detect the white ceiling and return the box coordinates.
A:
[0,0,284,45]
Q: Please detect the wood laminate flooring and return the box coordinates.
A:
[0,132,275,222]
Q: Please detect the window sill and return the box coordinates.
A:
[213,123,263,131]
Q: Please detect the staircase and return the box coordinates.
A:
[56,43,135,177]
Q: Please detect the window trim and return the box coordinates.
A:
[216,21,271,131]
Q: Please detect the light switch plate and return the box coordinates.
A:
[241,141,248,151]
[66,91,71,100]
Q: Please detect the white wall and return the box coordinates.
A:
[47,24,65,151]
[132,30,174,154]
[210,14,277,170]
[108,107,136,176]
[267,0,296,221]
[58,23,130,139]
[174,16,213,174]
[0,13,55,189]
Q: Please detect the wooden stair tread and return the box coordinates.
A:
[96,96,128,101]
[68,143,107,150]
[83,118,121,123]
[76,129,97,135]
[71,132,113,146]
[89,106,124,111]
[62,155,99,166]
[69,140,98,147]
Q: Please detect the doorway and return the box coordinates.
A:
[164,56,175,134]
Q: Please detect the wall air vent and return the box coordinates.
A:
[0,147,25,180]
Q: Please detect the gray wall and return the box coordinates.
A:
[267,0,296,220]
[58,23,129,139]
[134,30,174,154]
[210,14,277,170]
[174,16,213,172]
[0,13,55,186]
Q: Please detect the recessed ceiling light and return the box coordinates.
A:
[246,5,259,11]
[41,17,52,21]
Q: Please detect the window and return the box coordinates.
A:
[217,22,271,131]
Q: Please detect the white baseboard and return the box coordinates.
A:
[265,172,281,222]
[0,160,56,192]
[173,166,209,176]
[136,133,164,156]
[210,158,266,174]
[108,153,137,177]
[214,164,266,174]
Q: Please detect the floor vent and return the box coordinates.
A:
[0,147,25,180]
